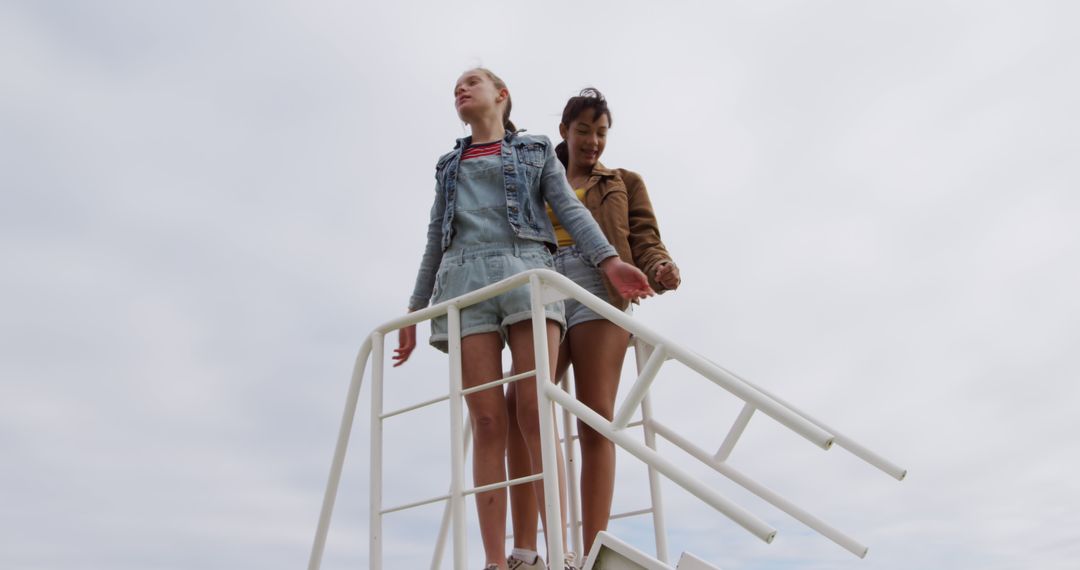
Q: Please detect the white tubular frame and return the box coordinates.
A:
[307,269,905,570]
[555,338,671,562]
[561,370,584,557]
[635,340,671,563]
[530,273,565,564]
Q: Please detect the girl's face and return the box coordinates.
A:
[454,71,506,124]
[561,108,610,171]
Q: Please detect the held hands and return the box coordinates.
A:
[599,257,655,301]
[653,261,681,291]
[393,321,417,367]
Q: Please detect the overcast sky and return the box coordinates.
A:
[2,1,1078,569]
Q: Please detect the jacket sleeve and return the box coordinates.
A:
[622,170,674,292]
[408,181,446,311]
[540,139,617,266]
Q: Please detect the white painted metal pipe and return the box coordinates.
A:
[640,392,670,563]
[558,419,643,444]
[648,419,869,558]
[530,274,565,565]
[372,272,537,336]
[364,269,897,475]
[462,369,536,396]
[382,369,536,420]
[431,419,470,570]
[380,452,537,517]
[609,507,654,521]
[313,268,904,569]
[382,493,452,515]
[561,370,583,556]
[634,340,670,563]
[708,362,906,481]
[467,473,545,496]
[431,493,452,570]
[380,392,450,420]
[390,473,543,520]
[447,305,467,570]
[307,336,372,570]
[544,383,777,543]
[715,403,755,462]
[369,334,385,568]
[612,344,666,430]
[537,270,835,451]
[663,346,834,451]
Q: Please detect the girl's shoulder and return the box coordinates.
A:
[594,163,644,187]
[510,131,552,147]
[609,167,645,188]
[435,147,458,171]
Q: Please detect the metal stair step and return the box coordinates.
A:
[580,531,724,570]
[675,552,723,570]
[581,531,671,570]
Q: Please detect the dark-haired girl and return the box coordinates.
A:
[506,89,680,564]
[395,71,653,570]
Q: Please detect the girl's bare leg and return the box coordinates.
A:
[506,320,569,557]
[506,383,538,553]
[506,338,571,555]
[461,331,513,569]
[568,320,630,556]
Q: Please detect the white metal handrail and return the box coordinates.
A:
[308,268,905,570]
[440,363,667,565]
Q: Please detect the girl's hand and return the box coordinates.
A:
[394,322,417,367]
[654,261,681,291]
[600,257,655,301]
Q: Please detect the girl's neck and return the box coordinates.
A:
[469,115,505,145]
[566,162,593,185]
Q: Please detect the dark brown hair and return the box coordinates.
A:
[556,88,613,167]
[471,67,517,133]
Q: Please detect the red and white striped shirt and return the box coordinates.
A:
[461,140,501,161]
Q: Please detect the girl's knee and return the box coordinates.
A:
[578,423,613,450]
[587,401,615,421]
[515,405,541,436]
[471,409,508,436]
[506,387,519,415]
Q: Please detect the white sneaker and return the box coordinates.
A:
[507,554,544,570]
[563,552,579,570]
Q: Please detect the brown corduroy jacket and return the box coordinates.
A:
[579,162,675,310]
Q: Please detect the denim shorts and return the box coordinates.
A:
[429,243,566,353]
[553,245,615,330]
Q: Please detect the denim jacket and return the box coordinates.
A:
[409,130,618,311]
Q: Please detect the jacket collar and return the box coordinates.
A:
[454,128,524,149]
[582,161,619,196]
[590,162,617,178]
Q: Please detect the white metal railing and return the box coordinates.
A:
[431,342,670,566]
[559,352,673,561]
[307,268,905,570]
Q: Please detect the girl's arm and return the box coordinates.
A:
[538,139,654,300]
[623,170,680,292]
[408,184,446,311]
[397,184,445,367]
